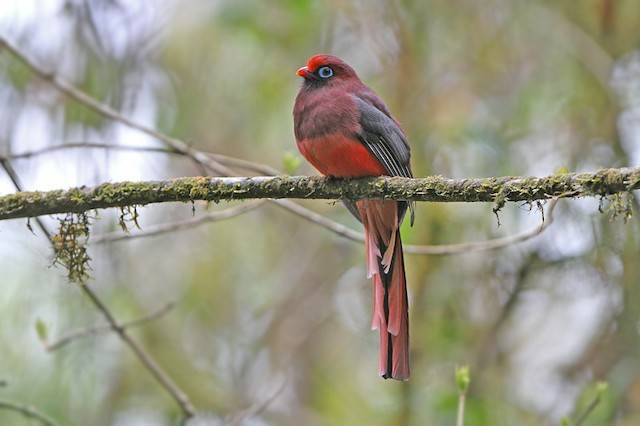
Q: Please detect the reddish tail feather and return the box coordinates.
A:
[359,199,410,381]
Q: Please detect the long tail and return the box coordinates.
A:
[358,199,410,381]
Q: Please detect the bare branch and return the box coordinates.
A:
[273,199,364,241]
[94,194,556,255]
[93,200,265,243]
[0,399,56,426]
[225,377,288,426]
[0,169,638,221]
[278,198,559,255]
[3,142,280,176]
[3,143,179,160]
[45,302,177,351]
[574,382,608,426]
[405,199,559,255]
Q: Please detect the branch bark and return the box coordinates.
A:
[0,168,638,220]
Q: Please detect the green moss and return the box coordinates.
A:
[1,169,639,220]
[601,192,634,222]
[51,212,93,284]
[187,177,213,200]
[119,206,141,232]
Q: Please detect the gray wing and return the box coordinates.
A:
[345,96,415,225]
[354,96,412,180]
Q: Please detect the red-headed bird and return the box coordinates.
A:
[293,54,414,380]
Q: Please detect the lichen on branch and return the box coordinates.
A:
[0,167,638,221]
[51,212,92,283]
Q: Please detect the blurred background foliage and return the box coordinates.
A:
[0,0,639,424]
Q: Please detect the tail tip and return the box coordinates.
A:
[381,372,410,381]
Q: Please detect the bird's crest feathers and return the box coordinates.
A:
[304,54,358,80]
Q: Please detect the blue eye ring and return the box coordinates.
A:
[318,66,333,79]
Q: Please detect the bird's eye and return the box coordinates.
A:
[318,66,333,79]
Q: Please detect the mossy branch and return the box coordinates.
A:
[0,167,639,220]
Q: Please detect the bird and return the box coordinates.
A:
[293,54,414,380]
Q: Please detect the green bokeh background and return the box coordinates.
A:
[0,1,639,424]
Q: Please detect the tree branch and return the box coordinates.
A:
[0,399,56,426]
[44,301,176,351]
[78,286,196,418]
[0,168,638,221]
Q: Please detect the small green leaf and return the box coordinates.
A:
[35,319,48,342]
[455,365,470,393]
[595,381,608,396]
[560,415,571,426]
[282,151,302,175]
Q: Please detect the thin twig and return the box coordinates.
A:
[455,366,470,426]
[97,195,555,254]
[4,142,280,176]
[0,159,49,236]
[93,200,265,243]
[225,377,288,426]
[273,199,364,241]
[456,392,467,426]
[456,392,466,426]
[574,382,607,426]
[405,199,558,255]
[2,143,178,160]
[277,198,558,255]
[45,302,177,351]
[207,152,282,175]
[0,399,57,426]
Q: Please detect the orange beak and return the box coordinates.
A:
[297,66,311,78]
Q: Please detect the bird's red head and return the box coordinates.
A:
[296,54,359,86]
